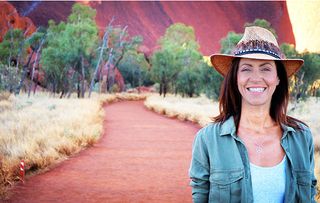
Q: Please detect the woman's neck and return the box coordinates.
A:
[239,104,276,133]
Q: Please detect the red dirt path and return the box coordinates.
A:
[7,101,200,203]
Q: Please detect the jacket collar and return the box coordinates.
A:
[219,116,296,137]
[220,116,236,137]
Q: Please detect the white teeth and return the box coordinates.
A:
[248,88,265,92]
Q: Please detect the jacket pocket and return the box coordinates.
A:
[209,169,244,203]
[294,170,311,203]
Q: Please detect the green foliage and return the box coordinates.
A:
[40,3,98,96]
[280,43,299,58]
[41,21,69,93]
[175,48,203,97]
[281,43,320,99]
[297,53,320,98]
[159,23,199,50]
[68,3,96,24]
[0,29,27,66]
[199,63,223,99]
[151,23,205,97]
[220,32,243,54]
[0,64,21,92]
[118,50,151,88]
[151,49,176,96]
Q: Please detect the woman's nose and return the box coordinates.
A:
[249,70,262,81]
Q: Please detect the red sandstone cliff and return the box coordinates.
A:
[0,2,36,41]
[8,1,295,56]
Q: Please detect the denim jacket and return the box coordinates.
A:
[189,116,317,203]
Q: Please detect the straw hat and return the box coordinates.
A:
[210,26,304,77]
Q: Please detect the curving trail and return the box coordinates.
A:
[8,100,200,203]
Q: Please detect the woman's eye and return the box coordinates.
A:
[241,68,250,72]
[262,67,271,71]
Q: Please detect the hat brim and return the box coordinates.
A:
[210,53,304,78]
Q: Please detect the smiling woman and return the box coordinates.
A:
[237,59,279,107]
[189,26,317,203]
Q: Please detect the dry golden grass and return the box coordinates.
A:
[144,94,219,126]
[145,94,320,200]
[0,92,104,198]
[99,92,148,105]
[0,91,147,199]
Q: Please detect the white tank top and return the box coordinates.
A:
[250,156,286,203]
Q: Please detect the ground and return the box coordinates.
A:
[7,100,200,203]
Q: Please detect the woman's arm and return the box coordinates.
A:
[309,131,318,202]
[189,129,210,203]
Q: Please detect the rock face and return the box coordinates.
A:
[0,2,36,42]
[8,1,295,55]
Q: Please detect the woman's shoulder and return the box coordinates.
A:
[286,117,314,143]
[195,121,227,141]
[288,117,312,134]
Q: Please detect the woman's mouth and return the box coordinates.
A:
[246,87,266,92]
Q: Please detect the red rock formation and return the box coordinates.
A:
[9,1,295,56]
[0,2,36,42]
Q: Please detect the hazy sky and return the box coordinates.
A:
[287,0,320,53]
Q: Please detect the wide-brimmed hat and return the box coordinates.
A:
[210,26,304,77]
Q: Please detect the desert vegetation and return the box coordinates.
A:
[0,92,146,198]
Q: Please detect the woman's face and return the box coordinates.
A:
[237,58,279,108]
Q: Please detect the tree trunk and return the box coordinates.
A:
[159,83,163,96]
[105,49,113,92]
[28,36,45,97]
[60,90,65,99]
[88,18,114,98]
[292,72,305,110]
[77,79,80,98]
[15,48,35,94]
[81,55,85,98]
[33,82,37,95]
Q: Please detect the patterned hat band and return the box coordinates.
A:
[232,39,284,60]
[234,49,281,59]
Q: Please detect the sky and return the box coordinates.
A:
[287,0,320,53]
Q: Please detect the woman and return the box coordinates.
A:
[189,26,317,203]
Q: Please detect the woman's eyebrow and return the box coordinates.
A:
[240,63,253,67]
[259,62,272,67]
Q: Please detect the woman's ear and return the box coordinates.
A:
[277,77,280,85]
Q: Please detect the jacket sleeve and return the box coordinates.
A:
[189,129,210,203]
[308,130,318,203]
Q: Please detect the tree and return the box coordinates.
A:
[175,48,203,97]
[0,29,26,92]
[220,32,242,54]
[40,20,69,97]
[281,43,320,101]
[298,53,320,97]
[199,62,223,99]
[151,49,175,97]
[65,3,98,98]
[40,3,98,98]
[88,17,114,97]
[15,27,47,95]
[0,29,26,66]
[151,23,203,97]
[118,50,151,89]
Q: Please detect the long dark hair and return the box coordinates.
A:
[213,58,303,130]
